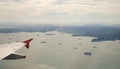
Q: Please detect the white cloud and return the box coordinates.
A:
[55,0,120,15]
[0,0,120,25]
[0,0,119,16]
[0,0,59,15]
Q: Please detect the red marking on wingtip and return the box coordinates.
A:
[23,38,33,43]
[23,38,33,49]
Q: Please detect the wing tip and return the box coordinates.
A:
[23,38,33,49]
[23,38,33,43]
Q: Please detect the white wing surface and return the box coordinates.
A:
[0,38,33,60]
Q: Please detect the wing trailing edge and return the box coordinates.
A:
[3,53,26,60]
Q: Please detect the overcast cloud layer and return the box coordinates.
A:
[0,0,120,25]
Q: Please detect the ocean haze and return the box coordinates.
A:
[0,31,120,69]
[0,24,120,42]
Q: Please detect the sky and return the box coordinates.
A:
[0,0,120,25]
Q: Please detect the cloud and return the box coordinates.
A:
[0,0,120,25]
[0,0,119,16]
[55,0,120,15]
[0,0,58,16]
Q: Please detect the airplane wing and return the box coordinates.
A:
[0,38,33,61]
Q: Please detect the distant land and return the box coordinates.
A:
[0,24,120,42]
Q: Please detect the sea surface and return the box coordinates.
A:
[0,31,120,69]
